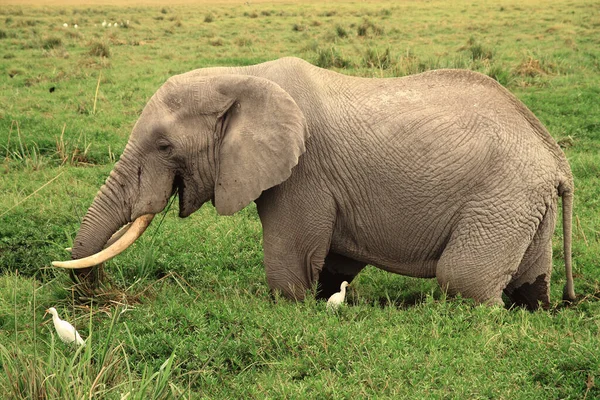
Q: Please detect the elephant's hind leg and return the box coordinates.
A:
[435,215,532,307]
[317,252,366,299]
[504,202,557,310]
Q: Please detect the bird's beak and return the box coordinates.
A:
[44,309,49,318]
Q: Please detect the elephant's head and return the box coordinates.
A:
[53,73,309,284]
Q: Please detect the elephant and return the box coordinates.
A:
[53,57,576,310]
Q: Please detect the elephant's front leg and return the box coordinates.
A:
[256,191,336,300]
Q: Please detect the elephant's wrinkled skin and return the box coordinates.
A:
[64,57,575,309]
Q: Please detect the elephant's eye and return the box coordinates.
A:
[157,140,172,154]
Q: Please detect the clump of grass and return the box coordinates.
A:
[0,29,7,39]
[513,56,552,77]
[357,18,384,36]
[41,36,62,50]
[461,37,493,61]
[161,7,168,14]
[292,23,307,32]
[319,10,337,17]
[335,25,348,38]
[88,41,110,57]
[209,37,224,46]
[244,11,259,18]
[485,64,512,86]
[261,10,272,16]
[3,121,46,171]
[363,47,392,69]
[315,47,352,69]
[204,13,214,23]
[235,36,252,47]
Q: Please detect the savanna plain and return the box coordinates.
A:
[1,0,599,398]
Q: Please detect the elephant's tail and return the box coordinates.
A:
[559,182,576,302]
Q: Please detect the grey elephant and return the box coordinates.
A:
[53,57,575,309]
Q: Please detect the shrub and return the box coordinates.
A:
[88,41,110,57]
[204,13,214,23]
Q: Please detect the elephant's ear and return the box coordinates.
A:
[211,75,309,215]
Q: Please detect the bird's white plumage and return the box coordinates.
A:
[46,307,85,346]
[327,281,349,310]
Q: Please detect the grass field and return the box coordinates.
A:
[1,0,600,398]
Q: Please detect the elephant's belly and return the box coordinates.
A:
[330,239,441,279]
[330,209,454,279]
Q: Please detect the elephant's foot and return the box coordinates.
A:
[505,274,550,310]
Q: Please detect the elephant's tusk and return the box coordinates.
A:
[63,223,130,254]
[52,214,155,269]
[105,221,132,247]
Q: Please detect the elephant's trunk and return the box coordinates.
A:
[55,158,147,284]
[53,214,154,270]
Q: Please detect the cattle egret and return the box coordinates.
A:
[102,20,107,27]
[45,307,85,346]
[74,24,78,29]
[63,23,68,27]
[108,23,112,27]
[327,281,349,310]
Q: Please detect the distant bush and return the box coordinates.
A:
[161,7,168,14]
[88,41,110,57]
[0,29,6,39]
[261,10,272,16]
[42,36,62,49]
[204,14,214,23]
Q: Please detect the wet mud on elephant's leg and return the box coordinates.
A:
[504,202,557,310]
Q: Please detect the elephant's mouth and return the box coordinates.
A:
[173,174,190,218]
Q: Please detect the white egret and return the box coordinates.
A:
[74,24,78,29]
[327,281,349,311]
[102,20,107,27]
[107,23,112,27]
[63,23,68,27]
[45,307,85,346]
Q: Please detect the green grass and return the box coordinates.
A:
[1,0,600,398]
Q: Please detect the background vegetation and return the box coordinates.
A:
[1,0,599,398]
